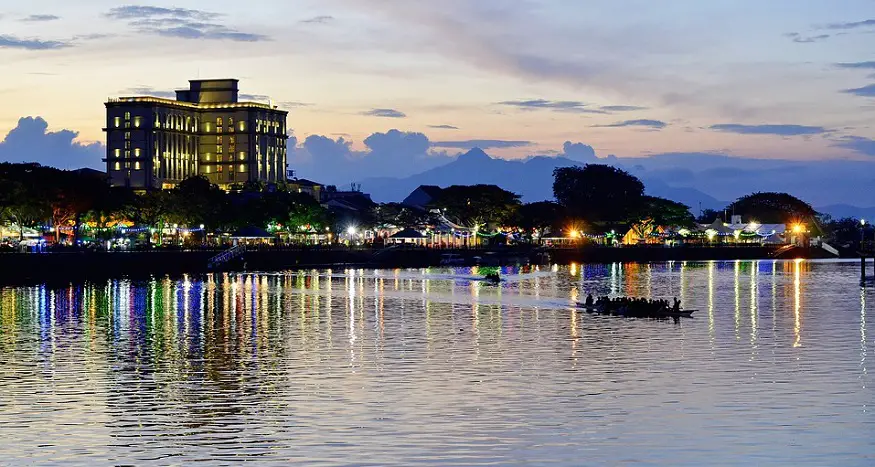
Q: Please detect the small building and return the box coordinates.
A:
[402,185,444,210]
[230,226,275,245]
[387,228,428,246]
[287,178,323,201]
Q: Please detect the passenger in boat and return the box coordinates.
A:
[672,298,681,313]
[585,294,594,307]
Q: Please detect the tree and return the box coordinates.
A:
[697,208,722,223]
[516,201,566,240]
[129,190,176,244]
[174,176,225,230]
[0,178,47,241]
[86,187,137,240]
[641,196,695,227]
[725,192,817,224]
[553,165,645,223]
[433,184,521,230]
[823,217,867,248]
[39,168,106,244]
[372,203,432,229]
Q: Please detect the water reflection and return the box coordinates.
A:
[0,261,872,465]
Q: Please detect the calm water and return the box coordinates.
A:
[0,261,873,466]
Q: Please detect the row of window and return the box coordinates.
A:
[204,152,248,161]
[204,164,247,173]
[114,161,141,170]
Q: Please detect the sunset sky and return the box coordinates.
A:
[1,0,874,171]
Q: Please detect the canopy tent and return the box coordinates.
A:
[387,228,428,245]
[0,224,40,240]
[763,233,785,244]
[230,226,274,245]
[701,218,734,235]
[230,226,273,239]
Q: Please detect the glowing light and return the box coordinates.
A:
[347,226,358,236]
[792,224,804,234]
[706,229,717,241]
[862,219,867,226]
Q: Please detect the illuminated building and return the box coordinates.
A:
[104,79,289,189]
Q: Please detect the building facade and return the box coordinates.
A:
[104,79,288,190]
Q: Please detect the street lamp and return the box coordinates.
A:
[861,219,867,244]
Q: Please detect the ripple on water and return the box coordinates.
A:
[0,261,873,466]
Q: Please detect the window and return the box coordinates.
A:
[205,166,212,174]
[124,112,130,120]
[124,132,131,140]
[239,152,246,161]
[217,145,223,154]
[124,150,131,158]
[229,136,235,145]
[239,121,245,132]
[239,164,246,173]
[229,117,234,128]
[205,153,212,161]
[217,136,223,145]
[134,161,141,170]
[125,141,131,149]
[134,148,141,157]
[218,165,223,172]
[134,117,142,128]
[216,117,223,126]
[113,117,120,128]
[114,162,120,170]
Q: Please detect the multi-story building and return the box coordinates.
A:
[104,79,288,190]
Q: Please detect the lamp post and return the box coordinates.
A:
[861,219,866,244]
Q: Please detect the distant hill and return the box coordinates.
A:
[816,204,875,220]
[358,148,725,212]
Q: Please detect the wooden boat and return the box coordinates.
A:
[576,302,696,319]
[479,273,502,284]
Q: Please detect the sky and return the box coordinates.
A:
[1,1,875,204]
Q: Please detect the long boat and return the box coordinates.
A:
[576,302,696,319]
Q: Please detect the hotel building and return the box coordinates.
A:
[104,79,288,189]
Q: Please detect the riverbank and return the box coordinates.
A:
[0,245,814,285]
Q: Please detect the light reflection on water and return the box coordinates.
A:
[0,260,873,466]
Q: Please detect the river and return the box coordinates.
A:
[0,260,872,465]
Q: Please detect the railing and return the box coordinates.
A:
[207,245,246,269]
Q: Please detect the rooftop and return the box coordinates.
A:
[106,96,284,112]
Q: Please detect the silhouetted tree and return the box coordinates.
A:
[725,192,817,224]
[372,203,431,229]
[641,196,695,227]
[553,165,645,223]
[433,184,521,229]
[174,176,225,230]
[824,217,868,248]
[516,201,566,240]
[697,208,722,223]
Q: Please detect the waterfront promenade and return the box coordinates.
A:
[0,244,795,285]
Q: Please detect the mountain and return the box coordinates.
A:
[816,204,875,220]
[358,148,724,211]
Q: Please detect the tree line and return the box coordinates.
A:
[0,161,860,247]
